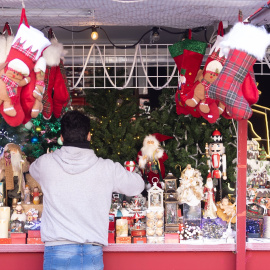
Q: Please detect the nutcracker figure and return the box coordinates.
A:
[206,129,227,201]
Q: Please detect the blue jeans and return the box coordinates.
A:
[44,244,104,270]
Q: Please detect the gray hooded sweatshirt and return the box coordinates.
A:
[29,146,145,246]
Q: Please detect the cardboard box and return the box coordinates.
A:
[27,237,43,244]
[108,231,115,243]
[28,230,41,238]
[132,236,147,244]
[10,233,26,244]
[165,233,180,244]
[116,236,131,244]
[0,238,11,244]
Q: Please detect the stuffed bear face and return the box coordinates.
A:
[204,71,219,83]
[6,69,24,82]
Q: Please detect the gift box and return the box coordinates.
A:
[108,213,115,231]
[27,237,43,244]
[132,236,147,244]
[165,233,180,244]
[0,238,11,244]
[116,236,131,244]
[28,230,41,238]
[10,233,26,244]
[108,231,115,243]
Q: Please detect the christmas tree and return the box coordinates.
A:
[84,88,146,164]
[22,114,62,158]
[0,116,27,154]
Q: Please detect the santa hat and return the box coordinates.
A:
[152,133,174,143]
[207,172,212,179]
[8,59,30,76]
[210,129,223,143]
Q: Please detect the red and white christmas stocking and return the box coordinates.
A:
[42,38,69,119]
[169,33,207,117]
[0,8,50,126]
[208,23,270,120]
[52,60,70,118]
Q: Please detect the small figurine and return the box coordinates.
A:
[10,203,27,222]
[219,197,236,217]
[24,185,31,204]
[206,130,227,201]
[137,133,173,189]
[203,173,217,219]
[32,187,42,205]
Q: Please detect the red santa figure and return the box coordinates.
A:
[206,129,226,201]
[203,173,217,219]
[137,133,173,190]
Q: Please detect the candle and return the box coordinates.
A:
[0,207,10,224]
[116,219,128,237]
[0,219,8,238]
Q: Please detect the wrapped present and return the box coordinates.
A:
[10,232,26,244]
[132,236,147,244]
[165,233,180,244]
[0,238,11,244]
[27,237,43,244]
[116,236,131,244]
[28,230,41,238]
[108,231,115,244]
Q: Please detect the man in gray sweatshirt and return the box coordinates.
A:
[29,110,145,270]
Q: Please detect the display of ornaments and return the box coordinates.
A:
[201,218,226,239]
[146,209,164,237]
[180,222,201,240]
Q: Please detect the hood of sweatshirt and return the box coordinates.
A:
[52,146,99,174]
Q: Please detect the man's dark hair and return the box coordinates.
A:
[61,110,90,143]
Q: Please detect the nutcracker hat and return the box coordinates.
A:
[210,129,223,143]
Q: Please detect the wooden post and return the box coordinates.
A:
[236,120,247,270]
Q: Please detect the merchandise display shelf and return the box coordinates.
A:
[0,243,236,253]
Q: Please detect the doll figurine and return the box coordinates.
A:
[32,187,42,205]
[24,185,31,204]
[203,173,217,219]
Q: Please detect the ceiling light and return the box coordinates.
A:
[151,27,160,42]
[91,26,98,40]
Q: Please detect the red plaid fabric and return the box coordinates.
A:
[1,74,18,97]
[201,78,211,99]
[42,66,53,119]
[12,38,38,62]
[208,49,256,120]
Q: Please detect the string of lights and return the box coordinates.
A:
[39,25,208,48]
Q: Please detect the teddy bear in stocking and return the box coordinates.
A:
[0,59,30,117]
[0,8,51,127]
[31,57,46,118]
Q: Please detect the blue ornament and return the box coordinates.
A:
[31,136,39,144]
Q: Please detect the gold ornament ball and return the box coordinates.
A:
[35,126,42,132]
